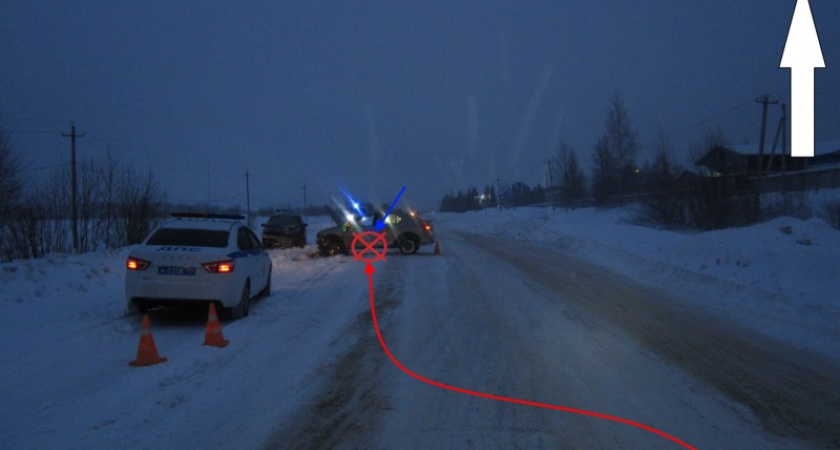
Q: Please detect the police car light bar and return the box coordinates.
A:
[171,212,246,220]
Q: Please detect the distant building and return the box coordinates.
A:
[695,144,810,177]
[691,141,840,193]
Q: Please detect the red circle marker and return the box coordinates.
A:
[352,231,388,263]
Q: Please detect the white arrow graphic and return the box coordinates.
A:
[780,0,825,158]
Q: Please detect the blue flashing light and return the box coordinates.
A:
[339,187,365,216]
[375,186,406,232]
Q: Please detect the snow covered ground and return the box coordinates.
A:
[435,192,840,362]
[0,199,838,450]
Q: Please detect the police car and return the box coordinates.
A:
[125,213,272,319]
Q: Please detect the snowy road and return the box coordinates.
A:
[263,228,840,450]
[2,216,839,450]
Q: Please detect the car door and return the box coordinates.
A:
[241,226,269,291]
[236,227,260,294]
[247,227,270,288]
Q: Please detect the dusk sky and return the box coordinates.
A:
[2,1,838,210]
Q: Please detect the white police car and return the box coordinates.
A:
[125,213,272,319]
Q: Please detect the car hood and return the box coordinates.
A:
[323,205,345,227]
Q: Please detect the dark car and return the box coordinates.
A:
[261,214,307,248]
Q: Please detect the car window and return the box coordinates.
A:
[237,228,255,251]
[146,228,229,248]
[246,229,262,249]
[268,216,300,226]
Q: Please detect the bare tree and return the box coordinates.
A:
[638,129,687,228]
[555,142,587,209]
[92,153,120,249]
[606,93,640,199]
[649,129,681,189]
[591,135,615,204]
[0,112,26,260]
[590,94,640,204]
[15,169,73,257]
[118,166,166,246]
[0,112,23,223]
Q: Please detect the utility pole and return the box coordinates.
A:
[781,103,788,196]
[245,170,251,227]
[544,158,555,211]
[756,96,779,220]
[302,183,308,220]
[62,122,84,253]
[496,177,502,210]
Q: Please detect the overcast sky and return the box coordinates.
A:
[2,1,839,210]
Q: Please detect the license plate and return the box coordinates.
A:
[158,266,196,276]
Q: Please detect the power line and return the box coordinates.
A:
[681,99,754,132]
[6,117,68,125]
[84,130,242,178]
[168,191,247,205]
[18,163,69,173]
[84,132,195,171]
[7,129,61,135]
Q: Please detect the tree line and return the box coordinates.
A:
[439,183,553,212]
[1,114,166,261]
[0,110,340,262]
[440,94,649,213]
[439,93,810,230]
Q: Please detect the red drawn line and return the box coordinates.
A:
[364,263,700,450]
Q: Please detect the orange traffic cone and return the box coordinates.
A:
[203,303,229,348]
[434,240,441,256]
[129,314,167,367]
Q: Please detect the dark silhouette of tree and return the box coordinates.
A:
[0,111,24,260]
[0,112,22,225]
[556,142,587,209]
[591,135,616,204]
[607,93,640,197]
[592,93,640,204]
[638,129,687,227]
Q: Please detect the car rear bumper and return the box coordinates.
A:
[125,273,241,310]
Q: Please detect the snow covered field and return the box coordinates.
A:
[1,202,838,450]
[439,198,840,362]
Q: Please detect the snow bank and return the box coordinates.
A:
[434,200,840,361]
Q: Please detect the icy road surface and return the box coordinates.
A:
[1,214,838,450]
[268,229,839,450]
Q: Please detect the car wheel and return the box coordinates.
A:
[260,271,271,298]
[398,234,419,255]
[231,281,251,320]
[319,236,345,256]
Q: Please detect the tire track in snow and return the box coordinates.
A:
[456,231,840,450]
[261,267,402,450]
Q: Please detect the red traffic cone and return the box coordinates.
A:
[129,314,167,367]
[203,303,229,348]
[434,240,441,256]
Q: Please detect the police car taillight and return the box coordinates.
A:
[202,260,235,274]
[126,257,151,271]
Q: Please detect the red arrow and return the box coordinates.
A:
[780,0,825,158]
[364,264,699,449]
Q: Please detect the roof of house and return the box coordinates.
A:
[721,140,840,157]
